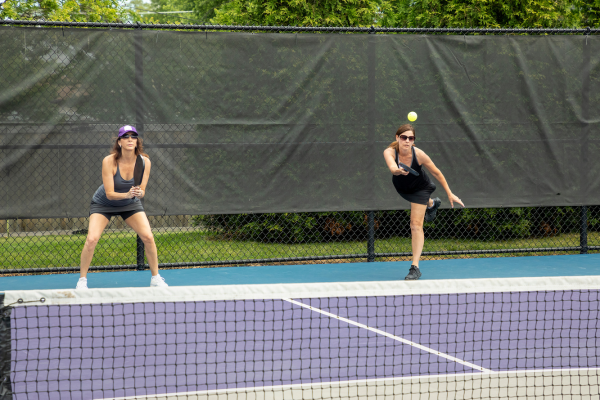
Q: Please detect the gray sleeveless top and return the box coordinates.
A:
[91,163,141,208]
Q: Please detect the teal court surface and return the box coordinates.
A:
[2,254,600,291]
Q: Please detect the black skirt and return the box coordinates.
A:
[394,182,436,205]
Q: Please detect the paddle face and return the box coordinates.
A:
[133,155,145,187]
[398,162,419,176]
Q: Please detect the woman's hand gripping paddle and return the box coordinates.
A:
[398,162,419,176]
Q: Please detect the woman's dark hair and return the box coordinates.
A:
[387,124,416,152]
[110,136,149,163]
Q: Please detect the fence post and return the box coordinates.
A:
[135,23,145,271]
[136,235,145,270]
[367,211,375,262]
[581,206,588,254]
[580,30,589,255]
[367,26,376,262]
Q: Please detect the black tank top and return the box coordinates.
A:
[392,146,434,194]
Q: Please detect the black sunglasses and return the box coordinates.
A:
[399,135,415,142]
[120,134,138,139]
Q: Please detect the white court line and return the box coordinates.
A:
[104,367,600,399]
[284,298,493,373]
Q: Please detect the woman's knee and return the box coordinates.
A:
[139,231,155,245]
[410,219,424,231]
[84,235,101,248]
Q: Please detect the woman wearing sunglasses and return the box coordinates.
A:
[76,125,168,289]
[383,124,464,280]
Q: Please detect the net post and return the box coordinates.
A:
[581,206,588,254]
[0,297,13,400]
[367,211,375,262]
[134,22,145,137]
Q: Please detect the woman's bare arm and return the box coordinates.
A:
[416,148,464,208]
[383,148,409,176]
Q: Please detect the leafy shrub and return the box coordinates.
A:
[192,207,586,243]
[193,211,373,243]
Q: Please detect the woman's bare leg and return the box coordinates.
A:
[80,214,110,278]
[410,202,428,267]
[124,212,159,276]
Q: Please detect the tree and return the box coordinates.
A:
[3,0,598,26]
[188,0,228,23]
[210,0,380,26]
[130,0,198,24]
[576,0,600,27]
[121,0,224,24]
[205,0,599,28]
[377,0,584,28]
[0,0,131,22]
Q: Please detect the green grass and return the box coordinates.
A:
[1,230,598,270]
[376,232,600,260]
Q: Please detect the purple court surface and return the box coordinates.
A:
[4,254,600,399]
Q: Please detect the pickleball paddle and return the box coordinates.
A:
[398,161,419,176]
[133,155,145,197]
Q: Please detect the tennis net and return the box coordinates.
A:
[1,277,600,399]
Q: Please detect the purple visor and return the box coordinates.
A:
[118,125,138,137]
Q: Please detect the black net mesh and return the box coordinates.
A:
[2,282,600,399]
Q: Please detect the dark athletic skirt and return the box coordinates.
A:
[395,182,436,206]
[89,200,145,220]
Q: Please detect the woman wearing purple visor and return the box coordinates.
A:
[76,125,168,289]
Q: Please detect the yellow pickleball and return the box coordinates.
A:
[408,111,418,122]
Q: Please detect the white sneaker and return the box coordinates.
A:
[76,278,89,290]
[150,275,168,287]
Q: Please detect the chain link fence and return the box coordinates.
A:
[1,206,599,274]
[1,21,599,274]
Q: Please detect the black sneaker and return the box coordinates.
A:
[405,265,422,280]
[424,197,442,222]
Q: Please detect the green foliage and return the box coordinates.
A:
[1,0,131,22]
[431,207,584,241]
[3,0,599,27]
[576,0,600,27]
[195,207,588,244]
[121,0,226,24]
[134,0,197,23]
[189,0,228,23]
[210,0,381,26]
[194,211,372,243]
[206,0,600,28]
[376,208,554,241]
[125,0,151,22]
[126,0,600,27]
[378,0,583,29]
